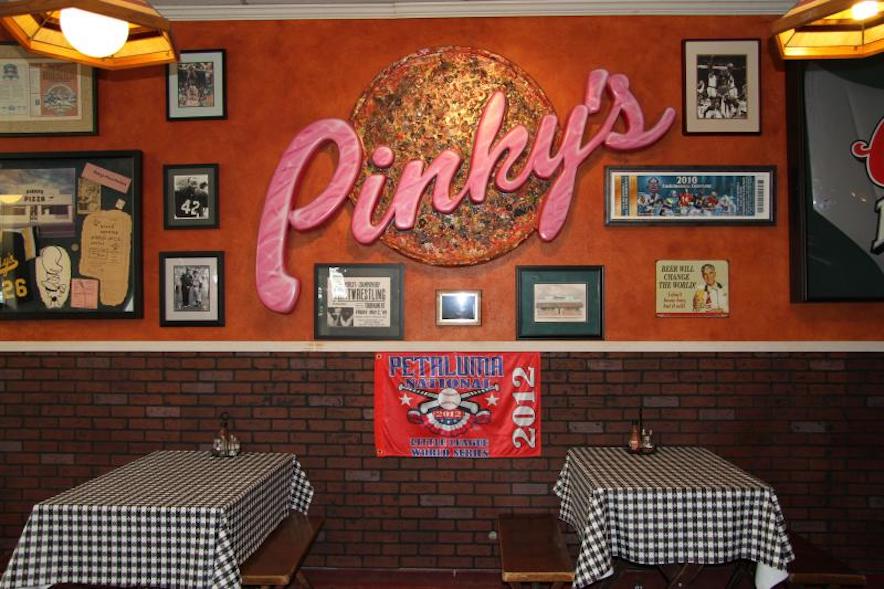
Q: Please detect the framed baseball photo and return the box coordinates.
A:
[167,49,226,120]
[683,39,761,135]
[159,251,224,327]
[163,164,219,229]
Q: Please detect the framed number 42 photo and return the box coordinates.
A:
[163,163,219,229]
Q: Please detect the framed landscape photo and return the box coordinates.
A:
[167,50,226,120]
[315,263,403,340]
[0,150,142,320]
[163,164,219,228]
[436,290,481,326]
[159,251,224,327]
[683,39,760,135]
[605,166,775,225]
[0,43,97,136]
[516,266,603,339]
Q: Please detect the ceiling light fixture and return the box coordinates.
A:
[772,0,884,59]
[0,0,177,69]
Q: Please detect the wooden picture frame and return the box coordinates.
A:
[516,266,603,339]
[159,251,225,326]
[0,43,97,136]
[163,164,219,229]
[682,39,761,135]
[787,57,884,301]
[314,263,403,340]
[0,150,141,319]
[167,49,226,121]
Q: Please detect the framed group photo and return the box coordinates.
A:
[315,263,403,340]
[605,166,775,225]
[159,251,224,327]
[516,266,603,339]
[167,49,226,120]
[683,39,760,134]
[436,290,481,326]
[163,164,219,228]
[0,43,97,136]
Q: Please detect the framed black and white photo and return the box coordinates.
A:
[516,266,603,339]
[167,50,226,120]
[683,39,760,135]
[159,251,224,326]
[436,290,481,326]
[163,164,219,228]
[314,263,403,340]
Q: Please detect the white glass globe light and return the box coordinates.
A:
[851,0,879,21]
[59,8,129,58]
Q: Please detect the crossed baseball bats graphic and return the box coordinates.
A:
[398,383,499,415]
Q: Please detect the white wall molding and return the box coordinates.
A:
[2,340,882,352]
[155,0,793,21]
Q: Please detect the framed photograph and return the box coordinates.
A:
[436,289,481,326]
[163,164,219,228]
[0,150,142,319]
[516,266,603,339]
[315,263,403,340]
[656,260,729,318]
[605,166,775,225]
[0,43,97,136]
[167,49,226,120]
[683,39,760,134]
[787,57,884,301]
[159,252,224,326]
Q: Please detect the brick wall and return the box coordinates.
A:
[1,352,882,573]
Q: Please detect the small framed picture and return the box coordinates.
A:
[159,252,224,327]
[167,49,226,120]
[683,39,760,134]
[436,290,481,326]
[314,263,403,340]
[516,266,603,339]
[163,164,219,228]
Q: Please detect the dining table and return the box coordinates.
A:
[0,450,314,589]
[554,446,794,589]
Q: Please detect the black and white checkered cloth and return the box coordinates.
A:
[0,451,314,589]
[554,446,794,589]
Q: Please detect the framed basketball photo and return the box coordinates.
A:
[163,163,219,229]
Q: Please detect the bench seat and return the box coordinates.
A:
[788,532,866,588]
[498,513,575,589]
[240,513,324,589]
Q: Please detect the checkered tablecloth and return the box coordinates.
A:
[554,446,794,589]
[0,451,314,589]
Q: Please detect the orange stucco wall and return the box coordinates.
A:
[0,16,881,342]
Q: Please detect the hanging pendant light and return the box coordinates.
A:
[772,0,884,59]
[0,0,177,70]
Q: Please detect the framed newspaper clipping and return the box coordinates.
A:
[314,263,404,340]
[605,166,775,225]
[0,44,97,136]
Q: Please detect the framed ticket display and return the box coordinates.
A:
[605,166,775,225]
[314,263,404,340]
[0,151,142,319]
[0,44,97,136]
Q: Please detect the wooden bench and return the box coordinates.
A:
[497,513,575,589]
[240,513,324,589]
[788,532,867,588]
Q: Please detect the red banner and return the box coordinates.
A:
[374,352,541,458]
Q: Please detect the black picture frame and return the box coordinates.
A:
[166,49,227,121]
[0,43,98,137]
[159,251,225,327]
[314,263,403,340]
[682,39,761,135]
[787,57,884,302]
[0,150,142,319]
[604,166,775,225]
[163,164,219,229]
[516,266,603,339]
